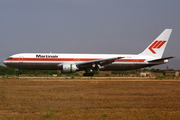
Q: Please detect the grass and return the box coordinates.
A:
[101,114,108,117]
[0,78,180,119]
[155,75,177,79]
[1,93,5,98]
[71,75,75,79]
[43,109,55,118]
[2,76,10,79]
[105,74,109,77]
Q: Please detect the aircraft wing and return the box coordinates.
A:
[148,56,175,62]
[76,57,123,69]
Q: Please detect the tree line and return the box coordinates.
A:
[0,65,177,76]
[0,65,58,75]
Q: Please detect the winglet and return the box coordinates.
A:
[139,29,172,58]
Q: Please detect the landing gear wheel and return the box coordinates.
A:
[15,69,19,76]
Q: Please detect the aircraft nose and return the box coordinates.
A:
[3,60,7,65]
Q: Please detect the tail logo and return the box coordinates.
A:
[149,40,166,54]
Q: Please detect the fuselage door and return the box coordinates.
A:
[19,56,23,63]
[74,58,79,64]
[134,59,139,64]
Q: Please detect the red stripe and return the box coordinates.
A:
[115,59,145,62]
[153,41,162,48]
[150,41,158,48]
[148,41,158,54]
[157,41,166,48]
[6,58,100,61]
[5,58,146,62]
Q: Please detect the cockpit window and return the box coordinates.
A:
[7,57,13,60]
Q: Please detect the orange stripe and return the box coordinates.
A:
[153,41,162,48]
[5,58,146,62]
[149,41,158,54]
[157,41,166,48]
[115,59,145,62]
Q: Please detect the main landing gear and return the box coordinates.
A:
[15,69,19,76]
[83,68,94,76]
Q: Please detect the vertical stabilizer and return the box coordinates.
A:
[139,29,172,58]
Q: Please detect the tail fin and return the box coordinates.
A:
[139,29,172,58]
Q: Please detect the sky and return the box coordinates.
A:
[1,0,180,70]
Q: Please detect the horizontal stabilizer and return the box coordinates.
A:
[148,56,175,62]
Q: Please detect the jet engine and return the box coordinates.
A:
[60,64,78,73]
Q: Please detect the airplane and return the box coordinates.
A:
[3,29,174,76]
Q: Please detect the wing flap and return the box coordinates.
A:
[76,57,123,68]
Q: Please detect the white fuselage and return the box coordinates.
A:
[3,29,173,74]
[3,53,163,71]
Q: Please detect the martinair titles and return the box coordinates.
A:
[36,55,58,58]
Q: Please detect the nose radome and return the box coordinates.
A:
[3,60,7,65]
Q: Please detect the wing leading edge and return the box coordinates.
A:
[76,57,124,69]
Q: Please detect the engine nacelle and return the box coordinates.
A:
[61,64,78,73]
